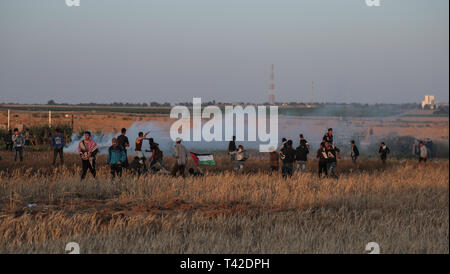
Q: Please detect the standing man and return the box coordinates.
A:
[78,131,98,180]
[325,142,340,179]
[52,128,65,165]
[172,138,188,177]
[107,138,126,178]
[323,128,334,145]
[228,136,237,161]
[316,142,328,178]
[280,140,296,178]
[295,134,309,174]
[379,142,390,164]
[12,128,25,162]
[4,129,13,151]
[350,140,360,164]
[135,131,150,159]
[419,141,428,163]
[117,128,130,168]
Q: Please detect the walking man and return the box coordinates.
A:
[78,131,98,180]
[12,128,25,162]
[280,140,296,178]
[228,136,237,161]
[418,141,428,163]
[4,129,13,151]
[323,128,334,145]
[172,138,188,177]
[379,142,390,164]
[107,137,126,178]
[117,128,130,168]
[325,142,340,179]
[52,128,65,165]
[350,140,360,164]
[295,134,309,174]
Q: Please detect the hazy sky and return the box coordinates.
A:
[0,0,448,104]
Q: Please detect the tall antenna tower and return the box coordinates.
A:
[268,64,275,105]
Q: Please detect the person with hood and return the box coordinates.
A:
[316,142,328,178]
[146,138,169,173]
[295,134,309,174]
[172,137,188,177]
[4,129,13,151]
[418,141,428,163]
[117,128,130,168]
[52,128,65,165]
[379,142,390,164]
[325,141,340,179]
[350,140,360,164]
[12,128,25,162]
[281,140,296,178]
[78,131,98,180]
[107,137,126,178]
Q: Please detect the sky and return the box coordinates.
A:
[0,0,448,104]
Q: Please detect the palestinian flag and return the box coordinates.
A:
[190,152,216,166]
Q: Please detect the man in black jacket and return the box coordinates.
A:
[295,134,309,174]
[350,140,360,164]
[323,128,334,145]
[280,140,296,178]
[379,142,390,164]
[228,136,237,161]
[325,141,340,179]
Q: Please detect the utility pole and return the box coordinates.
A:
[7,109,10,130]
[49,110,52,128]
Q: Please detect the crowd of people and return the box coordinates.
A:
[1,126,431,180]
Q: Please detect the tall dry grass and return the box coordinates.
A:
[0,151,448,253]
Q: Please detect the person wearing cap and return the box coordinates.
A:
[172,137,188,177]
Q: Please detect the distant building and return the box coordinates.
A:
[421,95,437,109]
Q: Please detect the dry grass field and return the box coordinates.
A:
[0,151,448,254]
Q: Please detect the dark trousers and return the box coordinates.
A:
[171,162,185,177]
[110,164,122,178]
[281,162,293,178]
[14,147,23,162]
[318,162,328,178]
[5,143,13,151]
[381,156,387,164]
[351,156,358,164]
[53,148,64,165]
[81,159,96,180]
[419,157,427,163]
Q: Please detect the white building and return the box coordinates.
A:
[421,95,436,109]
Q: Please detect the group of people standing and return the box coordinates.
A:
[76,128,189,180]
